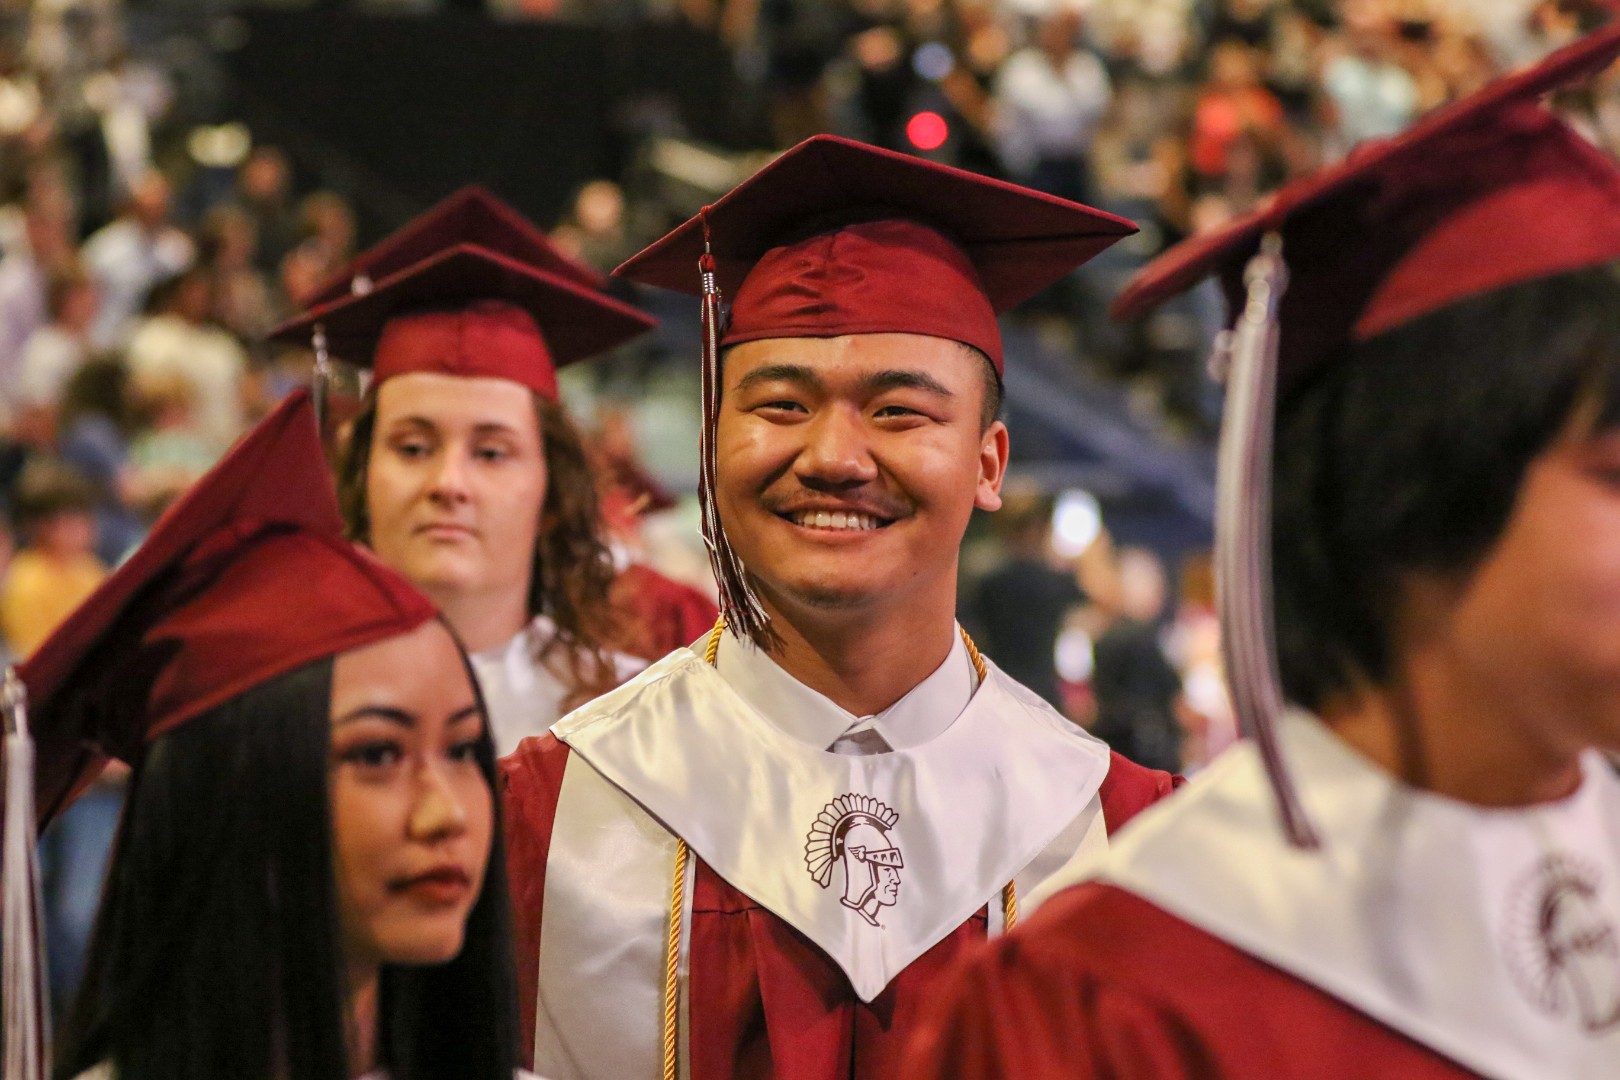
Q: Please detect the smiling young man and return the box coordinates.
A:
[912,26,1620,1080]
[497,136,1181,1080]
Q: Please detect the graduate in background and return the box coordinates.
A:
[3,393,535,1080]
[271,188,711,758]
[913,24,1620,1080]
[500,135,1181,1080]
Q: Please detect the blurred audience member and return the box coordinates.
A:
[16,261,98,413]
[127,369,220,518]
[992,8,1112,203]
[0,191,74,408]
[198,201,275,341]
[1090,545,1184,773]
[236,144,297,275]
[55,357,141,564]
[81,169,194,349]
[552,178,634,274]
[1164,552,1236,770]
[272,190,357,317]
[968,491,1087,711]
[0,460,106,656]
[1190,38,1288,192]
[297,189,357,271]
[1321,0,1422,147]
[125,265,248,449]
[81,49,173,207]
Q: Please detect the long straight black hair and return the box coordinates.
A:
[54,648,517,1080]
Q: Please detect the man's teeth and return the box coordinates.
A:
[791,510,883,531]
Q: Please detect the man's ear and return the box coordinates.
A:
[975,420,1009,512]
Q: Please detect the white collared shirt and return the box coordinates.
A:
[473,616,644,758]
[712,627,977,753]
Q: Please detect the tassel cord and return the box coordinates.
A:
[1214,235,1319,850]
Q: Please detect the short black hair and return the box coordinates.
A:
[962,342,1004,431]
[1272,266,1620,712]
[58,650,517,1080]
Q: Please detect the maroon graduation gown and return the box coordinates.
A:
[909,881,1484,1079]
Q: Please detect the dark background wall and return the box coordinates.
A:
[227,12,748,231]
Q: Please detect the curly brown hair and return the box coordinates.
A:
[338,390,622,710]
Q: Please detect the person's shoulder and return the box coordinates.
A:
[500,731,572,791]
[1100,749,1184,829]
[994,881,1228,991]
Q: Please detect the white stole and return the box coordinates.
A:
[1094,714,1620,1080]
[533,647,1113,1079]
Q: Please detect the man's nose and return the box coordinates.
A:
[796,406,879,488]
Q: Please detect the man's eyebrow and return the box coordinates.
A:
[860,369,955,398]
[733,364,823,393]
[334,706,416,727]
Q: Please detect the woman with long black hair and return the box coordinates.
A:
[3,391,533,1080]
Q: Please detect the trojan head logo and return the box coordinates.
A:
[805,795,904,927]
[1503,854,1620,1035]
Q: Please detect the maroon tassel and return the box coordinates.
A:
[696,209,772,645]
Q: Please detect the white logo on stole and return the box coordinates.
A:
[1502,854,1620,1034]
[805,795,905,928]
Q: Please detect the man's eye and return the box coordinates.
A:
[874,405,922,418]
[757,400,808,413]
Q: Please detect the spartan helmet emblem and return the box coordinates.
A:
[1504,855,1620,1034]
[805,795,904,927]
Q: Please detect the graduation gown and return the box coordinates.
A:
[913,715,1620,1080]
[501,630,1179,1080]
[610,563,720,663]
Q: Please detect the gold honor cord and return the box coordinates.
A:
[662,621,1018,1075]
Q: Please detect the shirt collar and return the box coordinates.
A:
[711,626,977,752]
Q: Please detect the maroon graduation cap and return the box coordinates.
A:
[1110,22,1620,847]
[271,244,656,400]
[2,391,437,1079]
[303,184,605,309]
[17,390,436,830]
[617,133,1136,373]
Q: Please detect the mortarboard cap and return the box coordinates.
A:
[270,244,657,400]
[1109,23,1620,849]
[612,135,1137,642]
[1112,22,1620,386]
[16,390,438,830]
[614,134,1136,372]
[304,184,605,308]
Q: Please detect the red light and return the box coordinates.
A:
[906,111,948,151]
